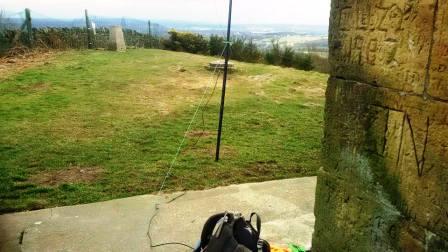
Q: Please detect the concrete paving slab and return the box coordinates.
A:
[0,177,316,252]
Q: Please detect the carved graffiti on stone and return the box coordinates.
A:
[404,115,429,177]
[329,0,433,94]
[337,0,354,9]
[351,36,364,65]
[366,39,378,65]
[357,7,370,30]
[384,110,405,168]
[407,33,425,55]
[442,44,448,57]
[340,36,352,64]
[333,4,405,66]
[384,111,430,177]
[403,70,421,88]
[378,5,404,40]
[428,0,448,99]
[319,0,448,247]
[403,1,416,21]
[340,8,352,31]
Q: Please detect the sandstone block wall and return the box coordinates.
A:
[313,0,447,251]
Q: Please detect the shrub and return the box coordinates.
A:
[264,40,282,65]
[209,34,224,56]
[310,54,329,73]
[162,30,208,54]
[293,53,314,71]
[241,39,262,63]
[229,37,245,61]
[211,36,261,63]
[281,46,295,67]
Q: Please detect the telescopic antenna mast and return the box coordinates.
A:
[215,0,233,161]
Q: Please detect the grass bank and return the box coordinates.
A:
[0,49,328,213]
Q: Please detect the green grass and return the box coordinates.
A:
[0,49,328,213]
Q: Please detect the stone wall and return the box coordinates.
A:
[313,0,447,251]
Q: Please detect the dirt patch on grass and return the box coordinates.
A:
[248,74,273,83]
[250,160,279,171]
[187,145,238,158]
[0,50,57,80]
[242,161,280,177]
[206,146,238,157]
[129,75,211,116]
[22,82,51,92]
[303,102,324,108]
[247,74,274,92]
[0,82,51,96]
[29,166,104,186]
[168,65,188,73]
[291,85,325,98]
[250,90,266,97]
[44,117,98,140]
[187,130,215,138]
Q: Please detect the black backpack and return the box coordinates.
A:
[194,212,271,252]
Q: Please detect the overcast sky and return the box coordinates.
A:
[0,0,331,25]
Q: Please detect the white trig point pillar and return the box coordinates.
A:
[108,26,126,52]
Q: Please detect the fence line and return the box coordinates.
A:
[0,8,329,72]
[0,8,164,55]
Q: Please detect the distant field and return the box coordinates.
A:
[255,35,328,51]
[0,49,328,213]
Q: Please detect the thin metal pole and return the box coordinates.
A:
[215,0,233,161]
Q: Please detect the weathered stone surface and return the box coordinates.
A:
[108,26,126,52]
[314,76,448,251]
[428,0,448,100]
[315,1,448,246]
[329,0,436,94]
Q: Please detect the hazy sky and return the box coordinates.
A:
[0,0,331,25]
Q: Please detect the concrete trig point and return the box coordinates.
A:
[108,26,126,52]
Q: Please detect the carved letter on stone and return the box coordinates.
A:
[385,112,430,177]
[351,36,364,65]
[367,39,378,65]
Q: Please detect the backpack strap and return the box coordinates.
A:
[207,217,241,252]
[249,212,261,236]
[198,212,227,251]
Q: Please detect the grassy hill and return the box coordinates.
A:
[0,49,328,213]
